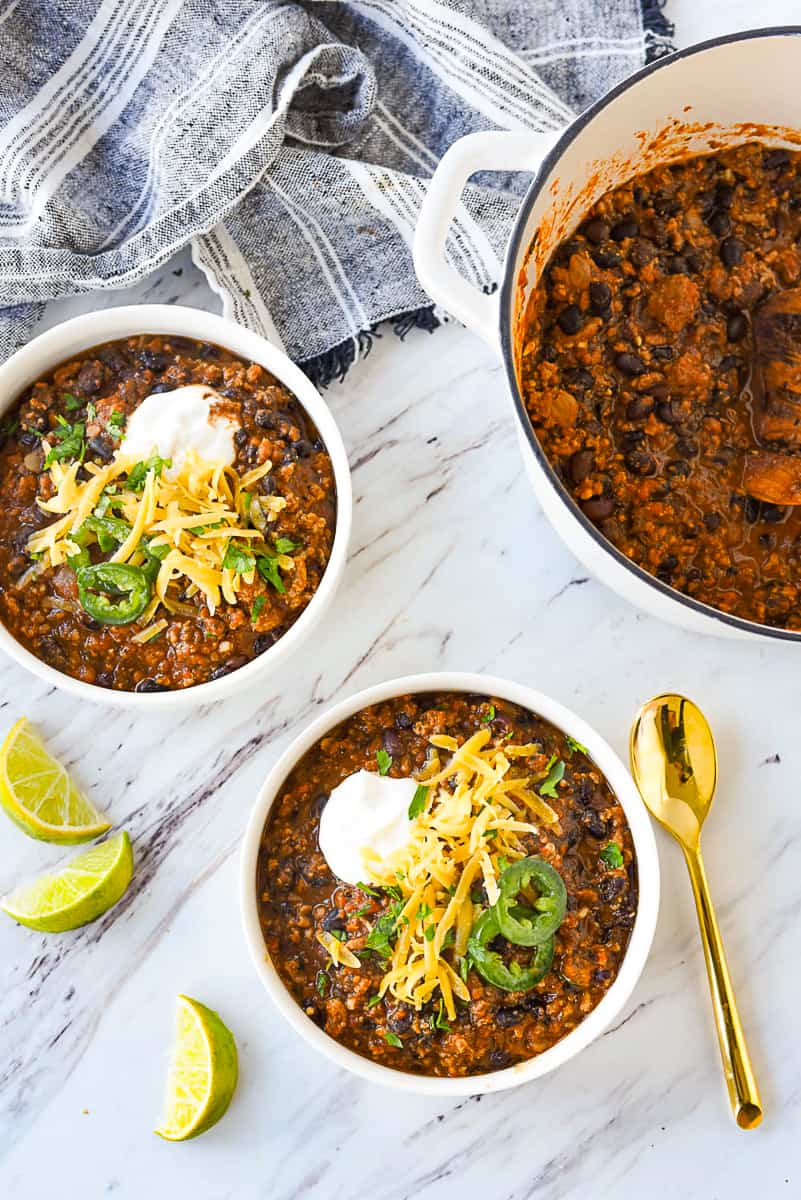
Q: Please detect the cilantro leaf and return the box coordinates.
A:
[315,970,329,997]
[256,553,286,594]
[565,735,589,757]
[600,842,624,869]
[63,393,81,412]
[44,415,85,468]
[127,454,171,491]
[430,999,451,1032]
[85,402,97,423]
[365,912,398,959]
[539,757,565,799]
[481,703,496,724]
[274,536,301,555]
[223,541,256,575]
[383,1031,402,1048]
[366,994,382,1009]
[408,783,428,820]
[376,749,392,776]
[251,595,266,623]
[105,409,126,439]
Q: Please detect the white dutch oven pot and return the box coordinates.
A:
[414,28,801,642]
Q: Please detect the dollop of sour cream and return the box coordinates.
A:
[318,770,419,885]
[120,385,239,474]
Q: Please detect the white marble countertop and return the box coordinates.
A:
[2,3,801,1197]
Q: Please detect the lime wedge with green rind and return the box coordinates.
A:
[0,717,111,843]
[155,995,238,1141]
[1,831,133,932]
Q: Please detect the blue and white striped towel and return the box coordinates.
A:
[0,0,673,383]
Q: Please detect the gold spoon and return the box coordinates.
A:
[629,693,763,1130]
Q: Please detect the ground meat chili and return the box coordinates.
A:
[519,141,801,630]
[257,692,638,1077]
[0,335,336,691]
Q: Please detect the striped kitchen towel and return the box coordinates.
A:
[0,0,673,384]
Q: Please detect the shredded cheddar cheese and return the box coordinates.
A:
[27,448,290,617]
[362,729,559,1020]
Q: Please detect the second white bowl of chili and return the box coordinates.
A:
[241,672,660,1095]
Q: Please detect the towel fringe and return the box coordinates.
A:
[640,0,675,62]
[300,305,441,388]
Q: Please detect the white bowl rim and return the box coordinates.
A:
[0,304,352,707]
[240,670,660,1095]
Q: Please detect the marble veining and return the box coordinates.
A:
[3,2,801,1196]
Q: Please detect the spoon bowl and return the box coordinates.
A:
[630,694,718,851]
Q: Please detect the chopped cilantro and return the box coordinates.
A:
[539,757,566,799]
[423,924,436,942]
[481,703,496,724]
[1,416,19,437]
[274,536,301,555]
[430,999,451,1032]
[408,783,428,820]
[105,409,126,439]
[85,402,97,423]
[366,995,382,1009]
[482,828,498,839]
[458,956,470,985]
[330,929,347,942]
[251,595,266,624]
[600,842,624,869]
[376,749,392,776]
[416,903,431,921]
[497,855,509,873]
[351,904,372,919]
[383,883,403,902]
[44,415,85,468]
[241,491,253,517]
[357,882,380,897]
[565,735,589,757]
[365,912,398,959]
[315,969,329,997]
[383,1031,402,1048]
[223,541,256,574]
[63,393,81,412]
[127,453,170,491]
[256,553,285,594]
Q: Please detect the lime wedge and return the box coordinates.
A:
[0,718,110,843]
[155,995,238,1141]
[1,831,133,932]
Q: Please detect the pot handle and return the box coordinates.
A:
[413,128,560,351]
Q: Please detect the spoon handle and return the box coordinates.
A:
[682,845,762,1129]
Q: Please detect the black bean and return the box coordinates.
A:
[149,382,172,394]
[254,633,278,654]
[134,678,168,693]
[667,254,690,275]
[763,503,787,524]
[394,711,413,730]
[387,1006,414,1034]
[382,729,403,757]
[715,184,734,210]
[764,147,791,169]
[744,496,761,523]
[584,811,608,839]
[726,312,748,342]
[592,248,621,269]
[583,218,609,244]
[659,554,679,574]
[488,1049,512,1070]
[598,876,626,904]
[197,341,221,359]
[259,473,277,496]
[254,409,278,429]
[720,236,744,267]
[557,305,584,335]
[581,495,615,521]
[569,449,594,484]
[656,400,681,425]
[311,792,329,817]
[88,435,114,462]
[666,459,690,478]
[589,281,611,313]
[675,437,698,458]
[496,1006,525,1028]
[626,396,653,420]
[611,218,639,241]
[631,238,655,266]
[626,450,656,476]
[282,445,298,464]
[138,349,169,372]
[76,361,104,395]
[593,968,613,983]
[615,352,645,376]
[19,429,38,447]
[322,910,346,933]
[293,439,313,459]
[707,209,731,237]
[208,664,234,682]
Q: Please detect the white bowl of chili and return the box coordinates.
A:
[414,27,801,643]
[0,305,352,706]
[241,672,660,1095]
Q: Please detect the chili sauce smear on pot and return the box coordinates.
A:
[257,692,638,1077]
[0,335,336,692]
